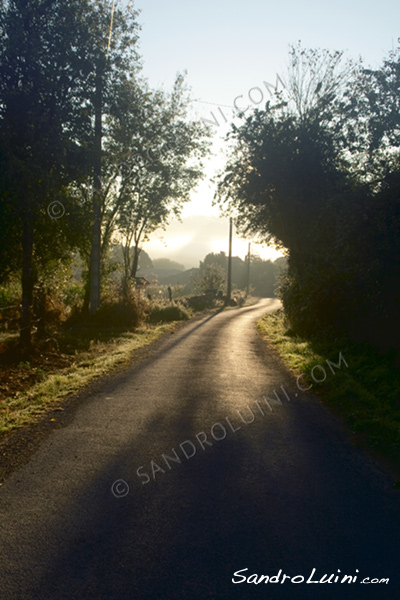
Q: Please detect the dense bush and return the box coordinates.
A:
[0,278,21,331]
[147,302,192,324]
[280,262,358,337]
[65,286,147,331]
[217,43,400,353]
[185,294,215,311]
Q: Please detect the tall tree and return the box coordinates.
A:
[215,44,362,333]
[0,0,95,344]
[283,42,357,121]
[81,0,140,313]
[101,74,210,290]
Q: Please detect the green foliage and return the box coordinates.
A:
[217,41,400,352]
[200,252,242,288]
[90,299,142,329]
[105,73,211,281]
[185,295,216,311]
[258,310,400,462]
[0,0,109,341]
[0,1,208,343]
[0,279,20,309]
[198,263,226,292]
[216,108,350,250]
[1,323,174,435]
[0,276,21,331]
[196,251,283,297]
[147,302,192,323]
[249,255,279,297]
[63,281,86,312]
[201,252,228,270]
[66,284,147,331]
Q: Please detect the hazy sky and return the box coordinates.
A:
[125,0,400,267]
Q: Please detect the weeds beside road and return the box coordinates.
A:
[0,323,176,436]
[258,309,400,476]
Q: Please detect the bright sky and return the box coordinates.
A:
[125,0,400,267]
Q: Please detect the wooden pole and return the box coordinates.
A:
[246,242,251,297]
[226,217,233,304]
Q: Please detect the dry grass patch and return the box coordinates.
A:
[0,324,175,435]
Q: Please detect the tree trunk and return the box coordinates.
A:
[20,209,34,347]
[89,61,103,314]
[130,244,141,279]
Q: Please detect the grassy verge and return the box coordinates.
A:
[258,309,400,467]
[0,323,176,435]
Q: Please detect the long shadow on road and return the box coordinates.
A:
[31,385,400,600]
[3,299,400,600]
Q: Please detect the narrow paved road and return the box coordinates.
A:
[0,299,399,600]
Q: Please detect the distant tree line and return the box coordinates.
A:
[105,247,285,298]
[216,42,400,352]
[197,251,286,297]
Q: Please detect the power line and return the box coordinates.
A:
[106,0,117,59]
[191,99,235,109]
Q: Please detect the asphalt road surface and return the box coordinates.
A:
[1,298,399,600]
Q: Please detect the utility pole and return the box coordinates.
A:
[246,242,251,297]
[226,217,233,305]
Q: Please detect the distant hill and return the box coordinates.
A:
[152,258,185,271]
[158,268,199,285]
[136,267,199,285]
[136,268,181,284]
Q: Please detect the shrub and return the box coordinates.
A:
[185,293,215,311]
[63,281,86,313]
[0,280,21,331]
[232,291,246,306]
[65,287,147,331]
[91,301,141,328]
[147,302,192,323]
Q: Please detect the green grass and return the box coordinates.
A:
[0,323,176,435]
[258,309,400,464]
